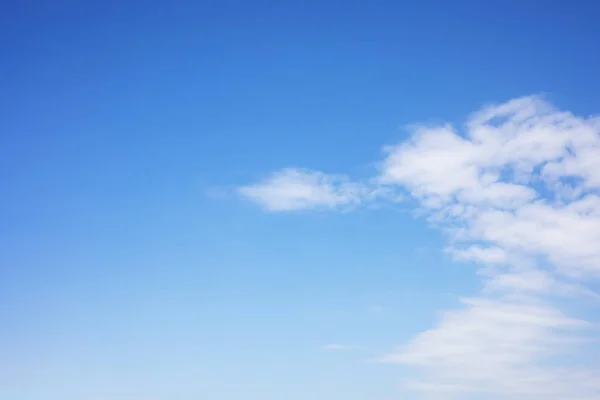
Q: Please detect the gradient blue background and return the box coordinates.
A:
[2,1,600,399]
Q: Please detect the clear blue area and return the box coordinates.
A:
[1,1,599,399]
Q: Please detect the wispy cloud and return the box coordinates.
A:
[379,297,599,398]
[238,95,600,398]
[237,168,371,212]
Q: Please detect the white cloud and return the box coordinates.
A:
[239,96,600,398]
[376,96,600,397]
[450,245,508,265]
[376,96,600,276]
[237,168,370,212]
[379,296,600,399]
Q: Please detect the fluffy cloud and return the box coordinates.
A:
[378,96,600,278]
[238,96,600,398]
[374,96,600,398]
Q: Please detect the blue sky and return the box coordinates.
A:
[2,1,600,399]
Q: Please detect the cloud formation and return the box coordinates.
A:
[238,96,600,398]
